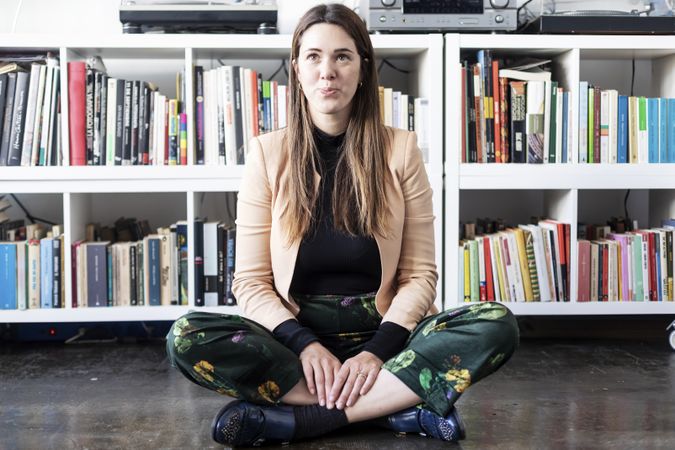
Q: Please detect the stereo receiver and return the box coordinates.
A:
[368,0,517,32]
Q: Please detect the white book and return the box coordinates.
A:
[637,97,648,164]
[606,241,615,301]
[38,62,55,166]
[608,89,618,164]
[215,66,226,165]
[520,224,551,302]
[498,68,551,82]
[400,94,409,131]
[16,242,27,310]
[106,78,117,166]
[489,234,502,302]
[20,63,42,166]
[657,229,668,301]
[414,98,429,163]
[555,87,563,163]
[383,87,393,127]
[540,221,565,302]
[543,80,551,164]
[241,67,251,156]
[222,66,237,166]
[526,80,545,163]
[498,233,516,302]
[600,90,610,164]
[641,234,650,301]
[566,90,574,163]
[506,231,526,301]
[392,90,400,129]
[578,81,588,163]
[277,84,287,129]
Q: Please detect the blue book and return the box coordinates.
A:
[562,92,569,163]
[659,98,668,163]
[617,95,629,163]
[647,98,659,163]
[579,81,589,163]
[147,236,161,306]
[40,237,53,309]
[669,99,675,163]
[0,243,17,310]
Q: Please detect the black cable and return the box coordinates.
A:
[9,194,56,226]
[624,190,631,229]
[378,58,410,75]
[269,59,287,80]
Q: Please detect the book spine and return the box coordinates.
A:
[0,73,17,165]
[0,244,17,309]
[7,71,30,166]
[509,81,526,163]
[176,222,189,306]
[578,81,588,163]
[195,65,205,165]
[130,80,140,165]
[194,219,205,307]
[122,80,132,165]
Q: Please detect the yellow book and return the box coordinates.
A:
[514,228,534,301]
[492,235,509,302]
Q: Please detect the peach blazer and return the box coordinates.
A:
[232,127,438,332]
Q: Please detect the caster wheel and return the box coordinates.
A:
[669,330,675,351]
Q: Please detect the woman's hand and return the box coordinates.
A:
[299,342,342,407]
[328,351,383,410]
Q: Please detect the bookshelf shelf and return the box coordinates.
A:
[446,34,675,314]
[0,33,444,322]
[0,305,239,323]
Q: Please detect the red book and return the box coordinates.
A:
[492,60,501,164]
[250,70,259,138]
[67,61,87,166]
[499,77,509,162]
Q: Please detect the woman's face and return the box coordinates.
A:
[294,23,362,130]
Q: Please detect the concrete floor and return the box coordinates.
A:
[1,337,674,449]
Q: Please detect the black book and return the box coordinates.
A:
[257,72,263,135]
[225,227,236,305]
[122,80,132,165]
[509,80,526,163]
[217,224,226,305]
[194,65,204,165]
[0,72,17,166]
[465,62,477,163]
[0,74,8,144]
[7,71,30,166]
[138,83,150,165]
[217,70,226,165]
[93,71,102,165]
[231,66,244,164]
[114,79,124,165]
[48,71,60,166]
[129,243,137,306]
[193,219,205,307]
[85,67,95,164]
[99,74,108,165]
[130,80,140,165]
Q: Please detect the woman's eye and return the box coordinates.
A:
[337,54,350,62]
[307,53,319,61]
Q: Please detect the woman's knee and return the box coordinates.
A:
[482,303,520,352]
[166,313,201,365]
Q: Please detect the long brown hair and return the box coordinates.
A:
[282,3,391,245]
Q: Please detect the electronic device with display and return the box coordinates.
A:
[367,0,518,33]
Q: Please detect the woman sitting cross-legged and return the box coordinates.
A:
[166,3,519,446]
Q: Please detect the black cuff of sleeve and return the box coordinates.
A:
[363,321,410,363]
[273,319,320,356]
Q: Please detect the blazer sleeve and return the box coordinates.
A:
[381,131,438,331]
[232,137,297,331]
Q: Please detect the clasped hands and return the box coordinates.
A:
[299,341,382,409]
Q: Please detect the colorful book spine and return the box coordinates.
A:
[0,243,17,309]
[617,95,628,163]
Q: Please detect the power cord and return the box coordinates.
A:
[377,58,410,75]
[9,194,56,226]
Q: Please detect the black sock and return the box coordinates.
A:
[292,404,349,440]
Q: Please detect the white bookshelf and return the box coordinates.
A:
[445,34,675,315]
[0,33,444,322]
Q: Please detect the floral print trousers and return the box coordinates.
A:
[166,294,519,417]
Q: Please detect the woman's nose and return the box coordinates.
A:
[319,60,336,79]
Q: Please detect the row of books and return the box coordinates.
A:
[578,84,675,164]
[460,51,572,164]
[194,63,429,166]
[194,64,286,166]
[0,225,65,310]
[577,222,675,302]
[0,55,63,167]
[0,219,238,310]
[67,60,186,166]
[460,219,571,303]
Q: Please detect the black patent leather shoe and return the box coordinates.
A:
[382,406,466,441]
[211,400,296,447]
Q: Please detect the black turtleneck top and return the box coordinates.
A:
[272,128,410,363]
